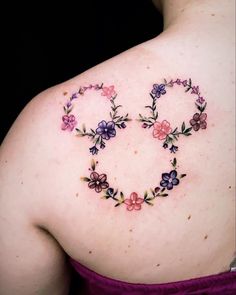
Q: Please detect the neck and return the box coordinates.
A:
[153,0,234,32]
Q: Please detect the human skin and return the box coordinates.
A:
[0,0,235,294]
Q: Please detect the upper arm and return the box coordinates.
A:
[0,89,71,295]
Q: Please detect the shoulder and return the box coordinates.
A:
[0,83,74,294]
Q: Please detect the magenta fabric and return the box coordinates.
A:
[69,258,236,295]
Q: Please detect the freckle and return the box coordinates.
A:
[211,123,215,127]
[89,250,92,254]
[181,8,185,13]
[128,245,131,248]
[228,186,231,189]
[21,181,23,185]
[156,264,160,267]
[63,92,68,95]
[129,229,133,232]
[204,235,208,240]
[16,255,19,258]
[146,66,150,69]
[124,250,127,254]
[5,160,8,163]
[114,177,117,181]
[187,215,191,220]
[134,150,138,154]
[76,193,79,197]
[211,13,215,16]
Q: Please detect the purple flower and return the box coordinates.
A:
[151,84,166,98]
[190,113,207,131]
[142,123,148,128]
[160,170,179,190]
[182,80,188,87]
[170,145,178,153]
[191,86,199,94]
[196,97,205,104]
[100,141,106,149]
[96,120,116,140]
[175,79,181,85]
[89,146,99,155]
[107,188,114,196]
[71,93,78,100]
[163,143,168,149]
[121,122,126,129]
[66,101,72,108]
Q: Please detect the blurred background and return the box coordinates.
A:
[1,0,163,143]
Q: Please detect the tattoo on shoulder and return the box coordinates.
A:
[61,83,130,155]
[61,83,131,155]
[81,158,187,211]
[138,78,207,153]
[61,78,208,212]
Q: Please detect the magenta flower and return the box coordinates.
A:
[101,85,116,99]
[191,86,199,94]
[61,114,77,131]
[190,113,207,131]
[88,172,109,193]
[196,97,205,104]
[175,79,181,85]
[124,192,144,211]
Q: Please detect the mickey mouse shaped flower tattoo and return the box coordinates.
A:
[138,78,208,153]
[61,83,131,154]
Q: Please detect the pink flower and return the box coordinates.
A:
[101,85,116,99]
[153,120,172,140]
[196,96,205,104]
[61,114,77,131]
[124,192,144,211]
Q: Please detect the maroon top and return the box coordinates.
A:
[69,258,236,295]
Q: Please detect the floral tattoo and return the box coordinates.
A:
[81,158,186,211]
[61,83,131,154]
[138,78,207,153]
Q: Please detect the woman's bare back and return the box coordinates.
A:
[0,0,235,293]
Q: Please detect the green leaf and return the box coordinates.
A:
[115,203,121,207]
[180,174,187,178]
[80,177,90,182]
[172,158,177,167]
[82,124,86,133]
[144,191,148,199]
[160,193,168,197]
[184,127,192,134]
[91,159,96,171]
[145,200,154,206]
[90,128,96,135]
[120,192,124,200]
[181,122,186,133]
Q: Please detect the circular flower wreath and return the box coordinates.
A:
[138,78,207,153]
[81,158,186,211]
[61,83,131,154]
